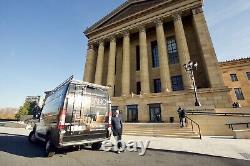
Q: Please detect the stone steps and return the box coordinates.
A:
[124,133,200,139]
[123,130,195,134]
[124,127,193,130]
[123,123,201,139]
[124,131,197,136]
[124,130,196,135]
[124,123,180,127]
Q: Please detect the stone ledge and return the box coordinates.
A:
[111,86,231,101]
[234,129,250,139]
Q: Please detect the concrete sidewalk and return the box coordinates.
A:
[0,127,30,136]
[1,126,250,161]
[122,135,250,160]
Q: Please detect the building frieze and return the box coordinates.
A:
[85,0,203,42]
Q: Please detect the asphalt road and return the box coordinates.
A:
[0,133,249,166]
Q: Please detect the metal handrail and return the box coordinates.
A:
[226,122,250,130]
[186,111,250,117]
[186,116,202,139]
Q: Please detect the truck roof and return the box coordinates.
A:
[45,76,110,97]
[71,79,110,90]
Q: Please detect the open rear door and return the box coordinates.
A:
[65,83,109,140]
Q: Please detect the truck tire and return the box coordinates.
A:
[91,142,102,150]
[44,136,56,157]
[28,131,37,144]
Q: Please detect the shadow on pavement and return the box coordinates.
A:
[0,133,102,158]
[0,133,44,158]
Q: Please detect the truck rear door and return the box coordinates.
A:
[88,88,109,138]
[63,83,109,142]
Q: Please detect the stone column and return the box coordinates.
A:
[83,43,96,83]
[192,6,224,88]
[173,13,193,89]
[155,20,172,92]
[94,41,105,85]
[139,27,150,94]
[121,31,131,95]
[107,37,117,97]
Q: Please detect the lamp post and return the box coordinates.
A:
[183,61,201,107]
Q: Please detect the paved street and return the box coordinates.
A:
[0,127,250,166]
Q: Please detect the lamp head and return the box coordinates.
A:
[183,64,187,69]
[188,61,193,66]
[193,62,198,70]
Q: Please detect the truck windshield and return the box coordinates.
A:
[66,83,109,123]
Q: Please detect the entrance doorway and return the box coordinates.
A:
[127,105,138,122]
[149,104,162,122]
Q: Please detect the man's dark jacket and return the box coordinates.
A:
[111,116,123,136]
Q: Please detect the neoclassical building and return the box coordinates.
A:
[219,58,250,107]
[83,0,232,122]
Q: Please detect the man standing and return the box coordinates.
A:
[111,110,123,154]
[177,106,186,127]
[177,106,182,125]
[180,109,186,127]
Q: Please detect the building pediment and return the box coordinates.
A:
[84,0,167,35]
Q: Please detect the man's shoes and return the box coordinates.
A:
[117,151,121,154]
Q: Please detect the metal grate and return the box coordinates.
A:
[239,153,250,160]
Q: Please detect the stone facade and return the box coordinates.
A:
[83,0,232,122]
[219,58,250,107]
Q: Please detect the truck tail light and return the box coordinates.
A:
[108,111,112,128]
[58,109,66,129]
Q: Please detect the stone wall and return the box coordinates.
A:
[220,59,250,107]
[112,87,232,123]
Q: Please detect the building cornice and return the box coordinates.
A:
[84,0,170,36]
[85,0,204,36]
[84,0,147,34]
[85,0,202,43]
[219,57,250,67]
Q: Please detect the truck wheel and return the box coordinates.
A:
[28,131,36,144]
[44,136,56,157]
[91,142,102,150]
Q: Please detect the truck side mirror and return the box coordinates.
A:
[35,112,41,119]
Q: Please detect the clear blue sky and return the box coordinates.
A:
[0,0,250,108]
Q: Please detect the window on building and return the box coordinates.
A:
[136,82,141,95]
[151,41,159,68]
[153,79,161,93]
[136,45,140,71]
[230,74,238,82]
[167,37,179,64]
[234,88,245,100]
[171,75,184,91]
[246,72,250,80]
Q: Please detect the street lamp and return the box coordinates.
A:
[183,61,201,107]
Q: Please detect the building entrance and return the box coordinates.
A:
[149,104,162,122]
[127,105,138,122]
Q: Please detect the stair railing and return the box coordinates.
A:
[186,116,202,139]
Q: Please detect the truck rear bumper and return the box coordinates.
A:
[59,138,109,147]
